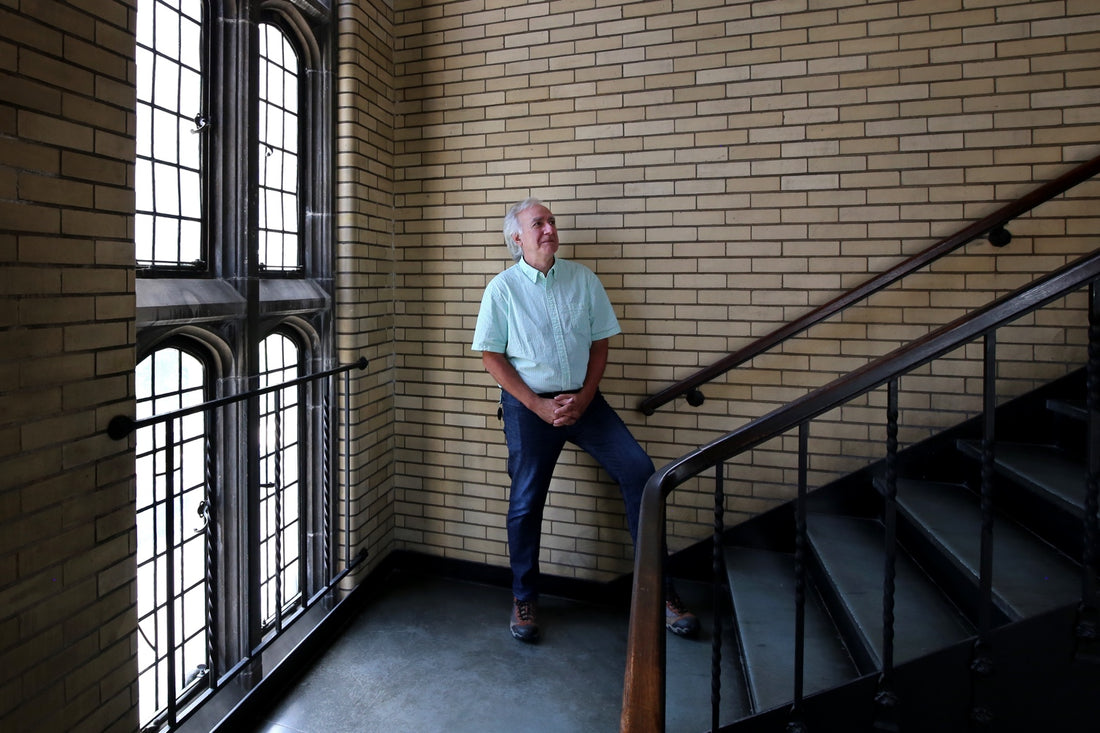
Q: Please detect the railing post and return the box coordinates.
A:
[872,379,900,732]
[711,461,725,733]
[344,366,353,569]
[322,377,331,585]
[165,418,179,729]
[969,333,997,729]
[621,473,668,733]
[247,387,263,657]
[203,427,217,688]
[273,389,284,634]
[788,423,809,733]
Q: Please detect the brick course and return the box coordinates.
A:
[390,0,1099,579]
[2,0,1099,729]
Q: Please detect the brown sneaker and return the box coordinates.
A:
[665,588,699,638]
[510,597,539,643]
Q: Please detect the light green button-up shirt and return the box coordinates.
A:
[472,256,621,394]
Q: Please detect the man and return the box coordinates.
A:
[472,197,698,643]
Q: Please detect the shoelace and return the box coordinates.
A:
[666,591,687,615]
[515,600,535,622]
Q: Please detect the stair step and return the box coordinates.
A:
[895,479,1080,620]
[807,513,973,670]
[957,440,1087,517]
[725,546,857,714]
[1046,397,1086,422]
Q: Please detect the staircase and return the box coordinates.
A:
[622,158,1100,733]
[622,250,1100,731]
[716,368,1099,731]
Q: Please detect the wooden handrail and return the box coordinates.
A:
[621,249,1100,732]
[638,154,1100,416]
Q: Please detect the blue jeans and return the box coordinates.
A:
[501,389,655,601]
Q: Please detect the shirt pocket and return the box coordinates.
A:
[557,301,592,342]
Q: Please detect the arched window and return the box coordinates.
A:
[134,346,209,725]
[133,0,333,725]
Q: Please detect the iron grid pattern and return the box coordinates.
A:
[134,348,210,728]
[135,0,204,269]
[257,24,301,272]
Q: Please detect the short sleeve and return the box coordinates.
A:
[472,277,508,353]
[587,270,621,342]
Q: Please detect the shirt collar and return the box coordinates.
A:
[517,255,558,283]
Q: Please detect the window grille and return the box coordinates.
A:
[135,0,204,269]
[257,23,301,272]
[134,347,210,728]
[132,1,334,726]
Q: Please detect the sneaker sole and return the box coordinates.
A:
[666,623,698,638]
[511,628,539,643]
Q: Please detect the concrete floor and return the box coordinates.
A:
[243,570,747,733]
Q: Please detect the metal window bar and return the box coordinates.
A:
[112,356,367,731]
[135,0,204,269]
[257,23,301,273]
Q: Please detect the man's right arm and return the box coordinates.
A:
[481,351,559,425]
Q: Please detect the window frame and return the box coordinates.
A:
[134,0,210,274]
[132,0,335,726]
[133,340,213,728]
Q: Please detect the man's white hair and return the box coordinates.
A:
[502,197,545,261]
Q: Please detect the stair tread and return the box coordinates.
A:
[807,513,973,668]
[1046,397,1086,421]
[896,479,1080,619]
[725,546,857,713]
[959,440,1086,515]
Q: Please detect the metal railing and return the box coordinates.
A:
[621,253,1100,732]
[638,154,1100,417]
[108,356,368,731]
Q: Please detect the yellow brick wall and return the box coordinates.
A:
[2,0,1100,729]
[388,0,1100,583]
[0,0,139,729]
[335,0,400,578]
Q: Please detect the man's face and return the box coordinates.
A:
[514,204,559,262]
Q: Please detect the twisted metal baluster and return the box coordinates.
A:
[711,461,725,733]
[787,423,809,733]
[165,418,179,728]
[322,379,332,586]
[873,379,900,732]
[203,425,217,689]
[273,389,284,633]
[344,366,352,569]
[970,333,997,729]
